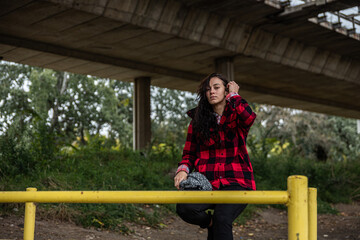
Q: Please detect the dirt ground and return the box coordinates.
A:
[0,202,359,240]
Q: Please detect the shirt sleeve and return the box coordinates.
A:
[178,121,198,172]
[176,164,190,175]
[226,93,256,131]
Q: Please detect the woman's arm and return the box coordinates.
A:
[227,81,256,130]
[174,121,197,189]
[179,121,198,169]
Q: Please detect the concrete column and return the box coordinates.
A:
[133,76,151,150]
[215,56,234,81]
[357,120,360,134]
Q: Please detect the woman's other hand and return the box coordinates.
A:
[174,171,188,190]
[227,81,239,94]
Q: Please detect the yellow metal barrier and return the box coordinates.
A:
[288,175,308,240]
[0,175,317,240]
[308,188,318,240]
[23,188,36,240]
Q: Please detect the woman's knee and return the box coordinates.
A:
[176,204,211,228]
[176,204,200,220]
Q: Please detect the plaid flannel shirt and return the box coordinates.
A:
[177,93,256,190]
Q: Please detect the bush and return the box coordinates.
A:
[0,133,36,177]
[1,137,359,231]
[252,153,360,203]
[0,146,180,230]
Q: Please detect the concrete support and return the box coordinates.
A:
[215,57,234,81]
[133,77,151,151]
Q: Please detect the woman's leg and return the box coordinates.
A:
[212,185,248,240]
[176,185,248,240]
[176,203,214,228]
[176,203,216,240]
[212,202,247,240]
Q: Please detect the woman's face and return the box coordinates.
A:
[206,77,227,106]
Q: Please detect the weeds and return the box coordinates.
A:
[0,145,359,232]
[0,147,179,231]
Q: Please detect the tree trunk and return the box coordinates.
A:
[50,72,68,133]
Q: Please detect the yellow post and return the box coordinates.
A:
[24,188,37,240]
[308,188,317,240]
[287,175,308,240]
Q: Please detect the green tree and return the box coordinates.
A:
[106,80,133,148]
[0,62,135,154]
[249,104,360,162]
[150,87,197,147]
[0,62,34,134]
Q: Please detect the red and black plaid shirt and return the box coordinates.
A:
[178,94,256,190]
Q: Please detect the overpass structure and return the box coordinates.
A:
[0,0,359,149]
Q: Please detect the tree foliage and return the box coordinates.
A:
[151,86,197,147]
[249,104,360,162]
[1,60,359,176]
[0,61,360,208]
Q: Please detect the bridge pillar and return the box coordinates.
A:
[215,56,234,81]
[133,76,151,151]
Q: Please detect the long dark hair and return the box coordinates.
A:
[192,73,229,141]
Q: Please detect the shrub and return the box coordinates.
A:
[252,153,360,203]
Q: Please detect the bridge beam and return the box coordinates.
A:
[49,0,360,84]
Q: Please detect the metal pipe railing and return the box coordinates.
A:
[0,190,289,204]
[0,175,317,240]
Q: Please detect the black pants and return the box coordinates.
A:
[176,185,247,240]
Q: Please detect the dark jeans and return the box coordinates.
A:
[176,185,247,240]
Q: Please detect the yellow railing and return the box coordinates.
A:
[0,175,317,240]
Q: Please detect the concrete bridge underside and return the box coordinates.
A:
[1,0,360,148]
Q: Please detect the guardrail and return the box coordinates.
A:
[0,175,317,240]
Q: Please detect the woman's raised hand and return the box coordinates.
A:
[174,171,188,190]
[227,81,239,94]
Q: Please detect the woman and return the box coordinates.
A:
[174,73,256,240]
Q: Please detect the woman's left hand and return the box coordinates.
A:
[174,171,188,190]
[227,81,239,94]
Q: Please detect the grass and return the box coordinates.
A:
[1,145,359,233]
[0,147,180,232]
